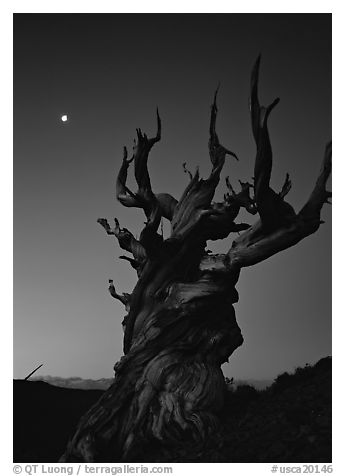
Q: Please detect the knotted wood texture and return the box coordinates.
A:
[61,57,331,462]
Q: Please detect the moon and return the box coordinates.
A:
[61,114,68,122]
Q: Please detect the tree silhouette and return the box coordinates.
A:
[61,56,331,462]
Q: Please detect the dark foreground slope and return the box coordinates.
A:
[13,357,331,463]
[13,380,102,462]
[220,357,331,462]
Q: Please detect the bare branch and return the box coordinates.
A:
[225,176,236,197]
[125,111,165,246]
[208,88,238,181]
[97,218,147,264]
[108,279,131,311]
[97,218,115,235]
[116,147,140,208]
[228,144,331,268]
[152,108,161,144]
[237,181,257,215]
[182,162,193,180]
[134,109,161,197]
[224,178,257,216]
[169,87,248,244]
[250,55,296,231]
[225,59,331,270]
[299,141,332,220]
[119,255,141,270]
[279,173,292,198]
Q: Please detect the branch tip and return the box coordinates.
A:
[213,83,220,108]
[182,162,193,180]
[97,218,114,235]
[155,108,162,141]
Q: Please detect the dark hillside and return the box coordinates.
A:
[13,380,102,462]
[220,357,331,462]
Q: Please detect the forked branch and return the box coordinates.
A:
[169,89,242,243]
[225,178,257,215]
[279,173,292,199]
[228,139,331,268]
[116,111,177,224]
[134,109,161,201]
[250,55,296,231]
[97,218,147,265]
[227,57,331,269]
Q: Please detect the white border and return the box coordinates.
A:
[3,2,342,474]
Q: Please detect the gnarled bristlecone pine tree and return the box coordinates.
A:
[61,56,331,462]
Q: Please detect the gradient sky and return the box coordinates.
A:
[14,13,331,380]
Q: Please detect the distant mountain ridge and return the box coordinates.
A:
[31,375,114,390]
[32,375,272,390]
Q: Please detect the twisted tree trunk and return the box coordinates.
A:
[60,56,331,462]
